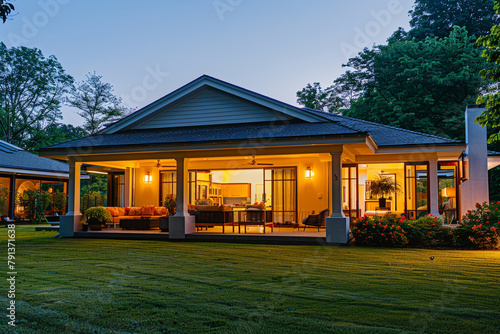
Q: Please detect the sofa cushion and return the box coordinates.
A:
[128,207,142,216]
[141,205,156,216]
[219,205,232,211]
[106,207,119,217]
[116,207,127,216]
[155,206,168,216]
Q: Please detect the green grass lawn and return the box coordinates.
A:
[1,225,499,333]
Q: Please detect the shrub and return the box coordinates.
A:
[0,184,8,216]
[351,215,408,247]
[456,202,500,249]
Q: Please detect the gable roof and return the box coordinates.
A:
[0,140,69,174]
[40,76,466,155]
[101,75,328,134]
[42,121,363,151]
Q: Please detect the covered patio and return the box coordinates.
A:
[38,76,488,244]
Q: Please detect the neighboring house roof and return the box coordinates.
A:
[40,75,465,153]
[0,140,69,174]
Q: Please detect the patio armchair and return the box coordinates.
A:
[302,209,329,231]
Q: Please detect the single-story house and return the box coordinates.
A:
[0,140,69,219]
[39,75,499,243]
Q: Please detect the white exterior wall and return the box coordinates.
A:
[460,106,489,217]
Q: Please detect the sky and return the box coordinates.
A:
[1,0,415,126]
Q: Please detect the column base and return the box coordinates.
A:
[169,215,196,239]
[60,214,82,237]
[326,216,350,244]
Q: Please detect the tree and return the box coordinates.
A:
[0,43,74,146]
[0,1,14,23]
[68,72,127,135]
[342,27,486,140]
[24,123,86,153]
[476,0,500,143]
[296,82,347,114]
[408,0,499,40]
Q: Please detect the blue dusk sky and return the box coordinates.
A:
[1,0,414,125]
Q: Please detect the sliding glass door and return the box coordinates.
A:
[404,163,429,220]
[264,168,297,225]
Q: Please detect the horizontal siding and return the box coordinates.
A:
[133,88,295,130]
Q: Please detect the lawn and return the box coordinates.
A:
[1,225,499,333]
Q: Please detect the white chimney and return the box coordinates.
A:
[460,105,489,217]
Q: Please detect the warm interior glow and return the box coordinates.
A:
[144,172,152,184]
[305,167,314,179]
[442,187,456,198]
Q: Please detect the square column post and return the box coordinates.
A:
[169,157,195,239]
[428,159,440,217]
[60,159,82,237]
[326,150,350,244]
[124,167,133,207]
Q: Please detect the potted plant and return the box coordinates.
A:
[84,207,112,231]
[163,195,176,216]
[369,174,401,208]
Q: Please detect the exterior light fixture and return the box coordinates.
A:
[305,167,314,179]
[144,172,152,184]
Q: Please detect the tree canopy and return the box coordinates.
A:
[0,43,74,146]
[476,0,500,143]
[408,0,499,40]
[67,72,127,135]
[0,1,14,23]
[342,27,486,140]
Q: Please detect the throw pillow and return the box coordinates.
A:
[141,205,156,216]
[107,207,119,217]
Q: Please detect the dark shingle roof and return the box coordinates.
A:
[43,122,363,150]
[0,140,68,173]
[302,108,463,147]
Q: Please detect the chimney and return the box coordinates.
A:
[460,105,489,216]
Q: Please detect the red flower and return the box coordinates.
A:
[475,203,481,207]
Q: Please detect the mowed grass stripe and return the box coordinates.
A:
[1,226,499,333]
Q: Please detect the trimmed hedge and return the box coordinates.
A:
[351,202,500,249]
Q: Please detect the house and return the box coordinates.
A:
[39,75,499,243]
[0,140,69,219]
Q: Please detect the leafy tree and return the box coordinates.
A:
[476,0,500,143]
[0,1,14,23]
[0,43,74,146]
[408,0,499,40]
[68,72,127,135]
[24,123,86,153]
[342,27,486,140]
[296,82,341,113]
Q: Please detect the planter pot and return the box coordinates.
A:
[87,218,103,231]
[378,197,387,208]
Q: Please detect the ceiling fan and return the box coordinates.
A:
[155,159,176,168]
[247,155,273,166]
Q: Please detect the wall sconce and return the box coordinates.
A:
[305,167,314,179]
[144,172,152,184]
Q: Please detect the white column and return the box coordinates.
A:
[330,152,345,218]
[60,159,82,237]
[428,159,440,217]
[326,149,350,244]
[124,167,132,207]
[174,157,189,217]
[169,157,195,238]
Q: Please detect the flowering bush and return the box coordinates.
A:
[352,215,452,248]
[351,215,408,247]
[351,203,500,249]
[456,202,500,249]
